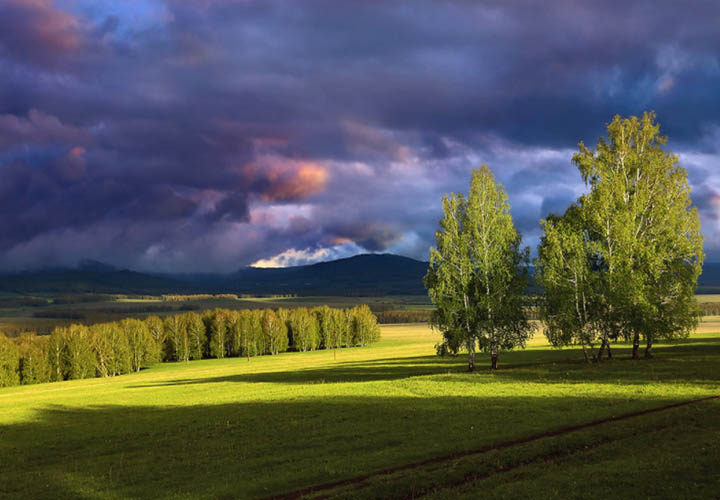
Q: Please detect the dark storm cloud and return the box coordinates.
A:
[0,0,82,67]
[1,0,719,270]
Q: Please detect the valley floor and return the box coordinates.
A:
[1,322,719,499]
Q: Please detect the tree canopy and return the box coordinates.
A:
[537,112,704,359]
[0,305,381,388]
[425,165,534,370]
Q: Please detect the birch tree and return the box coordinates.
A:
[144,315,165,362]
[16,333,51,384]
[187,312,206,360]
[64,324,95,379]
[165,314,190,362]
[425,165,534,371]
[573,112,704,358]
[208,309,227,359]
[262,309,287,355]
[290,308,318,352]
[0,332,20,387]
[121,318,155,372]
[536,206,603,362]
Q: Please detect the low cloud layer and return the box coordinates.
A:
[1,0,719,271]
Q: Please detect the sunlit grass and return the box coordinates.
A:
[1,323,719,499]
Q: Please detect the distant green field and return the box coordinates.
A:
[1,322,719,499]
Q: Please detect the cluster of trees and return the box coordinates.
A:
[160,293,296,301]
[160,294,240,301]
[698,302,720,316]
[0,297,49,308]
[52,294,114,305]
[426,113,704,370]
[375,310,433,324]
[0,305,380,387]
[536,113,703,361]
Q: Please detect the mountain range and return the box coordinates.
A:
[0,254,429,296]
[1,254,719,297]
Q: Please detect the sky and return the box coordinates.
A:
[1,0,719,272]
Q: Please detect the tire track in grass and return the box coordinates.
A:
[262,395,720,500]
[398,422,679,500]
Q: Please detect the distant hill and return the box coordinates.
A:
[0,254,429,296]
[697,262,720,294]
[229,253,428,296]
[3,254,718,297]
[0,268,190,295]
[172,253,429,296]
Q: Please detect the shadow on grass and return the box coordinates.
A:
[130,337,720,389]
[3,391,719,500]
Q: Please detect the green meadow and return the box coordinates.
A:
[2,322,719,499]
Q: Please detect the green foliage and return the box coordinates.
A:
[224,310,242,357]
[290,308,318,352]
[536,205,601,360]
[0,331,20,387]
[63,324,95,380]
[144,315,165,362]
[90,323,114,377]
[48,327,66,382]
[161,294,239,301]
[539,112,704,360]
[326,308,346,350]
[121,319,155,372]
[276,308,292,345]
[16,333,51,384]
[262,309,288,355]
[165,314,190,362]
[425,165,534,370]
[0,305,379,387]
[186,312,206,361]
[375,309,433,324]
[232,310,258,358]
[250,309,265,356]
[349,305,381,346]
[313,305,333,349]
[106,322,132,376]
[208,309,228,359]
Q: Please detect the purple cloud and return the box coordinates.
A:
[0,0,719,271]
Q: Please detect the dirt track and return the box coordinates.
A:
[262,395,720,500]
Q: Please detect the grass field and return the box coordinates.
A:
[1,323,720,499]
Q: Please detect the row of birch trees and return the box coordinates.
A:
[0,305,380,387]
[426,112,704,370]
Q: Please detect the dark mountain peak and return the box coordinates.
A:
[243,253,426,272]
[225,252,428,295]
[76,259,118,273]
[307,253,426,269]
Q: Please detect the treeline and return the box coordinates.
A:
[31,304,189,320]
[699,302,720,316]
[375,307,541,324]
[375,310,433,324]
[160,293,297,301]
[0,305,380,387]
[52,294,116,305]
[161,294,240,301]
[0,297,49,308]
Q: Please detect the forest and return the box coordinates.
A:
[0,305,380,387]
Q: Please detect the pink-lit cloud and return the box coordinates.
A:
[1,1,720,271]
